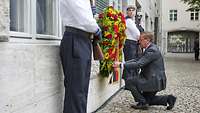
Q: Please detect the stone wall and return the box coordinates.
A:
[0,0,122,113]
[0,0,9,41]
[0,43,122,113]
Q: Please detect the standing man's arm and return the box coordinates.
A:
[60,0,100,33]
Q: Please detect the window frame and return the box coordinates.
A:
[9,0,62,40]
[169,9,177,22]
[190,9,199,21]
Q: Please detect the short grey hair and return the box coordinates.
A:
[140,32,154,42]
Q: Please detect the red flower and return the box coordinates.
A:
[104,26,109,31]
[121,16,125,23]
[99,13,104,18]
[108,48,113,55]
[107,13,112,17]
[114,25,119,33]
[119,43,123,49]
[114,15,118,21]
[110,52,116,59]
[118,12,122,16]
[106,34,112,39]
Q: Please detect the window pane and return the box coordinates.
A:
[195,12,198,17]
[174,14,177,21]
[10,0,27,32]
[169,14,173,21]
[174,17,177,21]
[36,0,55,35]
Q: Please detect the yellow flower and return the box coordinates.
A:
[112,39,116,45]
[105,53,109,59]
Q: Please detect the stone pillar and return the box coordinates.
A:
[199,32,200,49]
[0,0,9,42]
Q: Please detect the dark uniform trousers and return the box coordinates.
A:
[60,27,92,113]
[123,40,139,88]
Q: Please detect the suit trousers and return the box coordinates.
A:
[142,92,168,106]
[126,79,168,106]
[60,27,92,113]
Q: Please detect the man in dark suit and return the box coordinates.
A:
[114,32,176,110]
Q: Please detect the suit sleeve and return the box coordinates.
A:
[124,48,160,69]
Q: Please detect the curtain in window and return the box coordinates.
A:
[36,0,55,35]
[10,0,25,32]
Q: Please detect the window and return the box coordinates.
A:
[10,0,61,39]
[169,10,177,21]
[190,9,199,21]
[10,0,29,32]
[36,0,57,35]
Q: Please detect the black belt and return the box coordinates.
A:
[65,26,92,38]
[126,39,138,43]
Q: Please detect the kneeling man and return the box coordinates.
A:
[114,32,176,110]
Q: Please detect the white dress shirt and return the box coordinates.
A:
[125,18,140,41]
[60,0,99,33]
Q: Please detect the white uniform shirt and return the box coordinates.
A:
[125,18,140,41]
[60,0,99,33]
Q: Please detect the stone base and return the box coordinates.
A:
[0,35,9,42]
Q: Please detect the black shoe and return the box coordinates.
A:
[166,95,177,110]
[131,102,149,110]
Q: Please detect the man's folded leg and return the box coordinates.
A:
[125,79,149,110]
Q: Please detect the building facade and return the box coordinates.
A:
[0,0,160,113]
[161,0,200,53]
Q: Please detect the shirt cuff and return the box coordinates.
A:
[120,61,125,69]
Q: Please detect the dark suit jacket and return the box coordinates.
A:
[124,43,166,92]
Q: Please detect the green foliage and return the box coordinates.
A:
[181,0,200,11]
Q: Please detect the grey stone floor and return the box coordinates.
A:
[95,53,200,113]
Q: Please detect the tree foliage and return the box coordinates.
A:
[181,0,200,11]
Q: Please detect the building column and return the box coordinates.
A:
[161,31,168,54]
[199,32,200,49]
[0,0,9,42]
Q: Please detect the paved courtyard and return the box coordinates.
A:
[95,53,200,113]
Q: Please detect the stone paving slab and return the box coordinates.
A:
[95,53,200,113]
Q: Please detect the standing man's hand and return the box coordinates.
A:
[94,28,102,41]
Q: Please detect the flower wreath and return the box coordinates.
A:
[97,6,126,77]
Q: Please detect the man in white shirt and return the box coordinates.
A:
[123,6,140,89]
[59,0,102,113]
